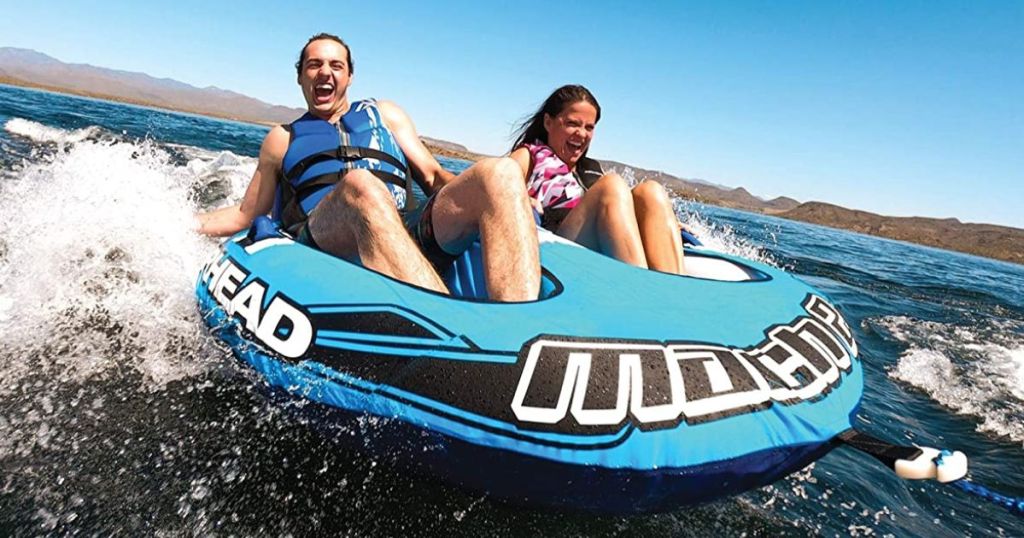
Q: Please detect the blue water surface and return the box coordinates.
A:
[1,84,1022,536]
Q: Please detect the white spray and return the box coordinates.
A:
[0,118,256,389]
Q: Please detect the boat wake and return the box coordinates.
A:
[3,117,104,145]
[877,315,1024,444]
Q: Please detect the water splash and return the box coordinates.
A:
[607,165,774,265]
[0,118,273,532]
[0,119,253,388]
[677,201,776,265]
[169,143,256,207]
[878,315,1024,443]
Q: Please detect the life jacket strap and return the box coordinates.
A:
[278,168,410,235]
[285,146,410,184]
[278,172,334,236]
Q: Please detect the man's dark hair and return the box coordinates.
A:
[296,33,353,76]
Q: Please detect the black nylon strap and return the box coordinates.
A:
[278,168,409,233]
[279,172,342,234]
[277,174,316,235]
[837,429,922,469]
[293,172,345,198]
[367,169,408,188]
[286,146,410,183]
[293,168,407,201]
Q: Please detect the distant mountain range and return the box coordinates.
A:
[0,47,304,124]
[595,158,801,214]
[2,46,1019,265]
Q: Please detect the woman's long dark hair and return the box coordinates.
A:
[510,85,601,154]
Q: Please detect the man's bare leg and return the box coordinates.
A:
[428,157,540,302]
[308,169,448,293]
[556,173,648,268]
[632,180,685,274]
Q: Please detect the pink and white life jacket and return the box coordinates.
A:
[523,141,585,211]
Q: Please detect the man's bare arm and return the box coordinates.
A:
[377,100,455,194]
[195,126,288,236]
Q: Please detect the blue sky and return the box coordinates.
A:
[1,1,1021,227]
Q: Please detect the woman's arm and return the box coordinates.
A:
[377,100,455,195]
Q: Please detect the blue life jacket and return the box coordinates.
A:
[275,99,410,233]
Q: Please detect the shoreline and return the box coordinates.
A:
[2,79,1019,266]
[0,77,277,128]
[0,78,488,161]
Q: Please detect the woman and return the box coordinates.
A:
[509,85,685,274]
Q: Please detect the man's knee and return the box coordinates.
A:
[473,157,527,200]
[336,169,398,213]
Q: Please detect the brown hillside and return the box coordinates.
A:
[780,202,1024,265]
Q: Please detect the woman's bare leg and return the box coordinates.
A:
[632,180,685,274]
[556,173,648,268]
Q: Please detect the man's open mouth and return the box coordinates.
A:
[314,83,334,103]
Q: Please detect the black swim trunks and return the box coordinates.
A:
[294,221,321,249]
[405,192,459,273]
[293,192,458,274]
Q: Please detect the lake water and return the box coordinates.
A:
[1,84,1022,536]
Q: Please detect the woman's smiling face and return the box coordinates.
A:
[543,100,598,168]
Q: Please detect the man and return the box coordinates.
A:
[196,34,540,302]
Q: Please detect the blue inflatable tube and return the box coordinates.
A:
[196,217,862,513]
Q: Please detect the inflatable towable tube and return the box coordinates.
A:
[196,216,863,513]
